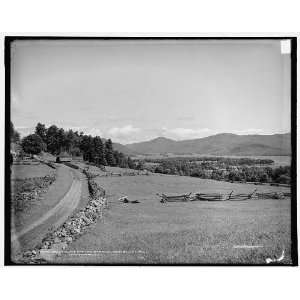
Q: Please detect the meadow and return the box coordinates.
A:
[11,163,55,180]
[57,173,292,264]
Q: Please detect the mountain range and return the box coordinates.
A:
[113,133,291,156]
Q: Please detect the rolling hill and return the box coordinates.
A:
[121,133,291,156]
[112,142,139,156]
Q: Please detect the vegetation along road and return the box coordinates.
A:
[11,164,83,259]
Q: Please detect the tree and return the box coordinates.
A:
[155,165,164,174]
[21,134,44,156]
[46,125,59,154]
[85,136,95,162]
[136,160,145,170]
[113,150,121,166]
[259,172,270,183]
[35,123,47,143]
[105,139,116,166]
[65,129,80,154]
[118,152,129,168]
[127,157,135,169]
[93,136,106,165]
[57,128,66,153]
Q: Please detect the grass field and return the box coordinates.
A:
[57,173,292,265]
[11,163,56,180]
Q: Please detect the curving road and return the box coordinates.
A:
[11,165,83,257]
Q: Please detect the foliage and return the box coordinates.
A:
[105,139,116,166]
[35,123,47,144]
[21,134,44,156]
[143,156,274,165]
[139,157,291,184]
[25,122,134,169]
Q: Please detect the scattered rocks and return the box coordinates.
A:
[12,175,56,213]
[119,196,128,202]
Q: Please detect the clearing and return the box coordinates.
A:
[56,172,292,265]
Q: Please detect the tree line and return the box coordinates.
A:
[143,156,274,166]
[17,122,135,168]
[141,159,291,184]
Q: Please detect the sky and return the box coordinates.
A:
[11,39,291,144]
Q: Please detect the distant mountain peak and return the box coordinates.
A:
[151,136,174,142]
[124,132,291,156]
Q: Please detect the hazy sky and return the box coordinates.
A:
[11,39,291,144]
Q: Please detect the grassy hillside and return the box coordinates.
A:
[126,137,177,154]
[112,142,138,155]
[56,174,291,264]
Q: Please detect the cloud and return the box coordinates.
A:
[232,128,264,135]
[161,127,214,140]
[232,128,290,135]
[107,125,140,136]
[106,125,141,143]
[85,128,104,136]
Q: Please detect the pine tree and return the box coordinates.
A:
[46,125,59,154]
[35,123,47,143]
[94,136,106,165]
[105,139,116,166]
[113,150,120,166]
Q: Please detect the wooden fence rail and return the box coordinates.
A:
[158,188,289,203]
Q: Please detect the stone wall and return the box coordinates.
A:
[17,169,107,264]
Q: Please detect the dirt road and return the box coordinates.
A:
[11,165,83,259]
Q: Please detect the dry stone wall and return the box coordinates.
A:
[17,169,107,264]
